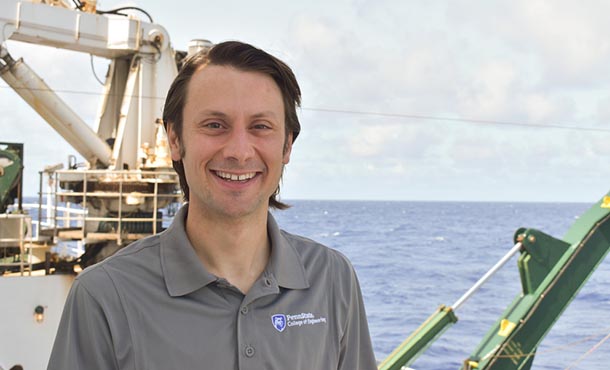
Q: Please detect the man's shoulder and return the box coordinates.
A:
[76,233,163,289]
[280,229,355,275]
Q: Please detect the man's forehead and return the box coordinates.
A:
[189,64,276,88]
[184,65,285,115]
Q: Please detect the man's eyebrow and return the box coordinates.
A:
[195,110,279,120]
[199,110,229,118]
[251,111,279,119]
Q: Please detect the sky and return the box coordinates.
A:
[2,0,610,202]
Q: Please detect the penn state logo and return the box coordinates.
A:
[271,314,286,332]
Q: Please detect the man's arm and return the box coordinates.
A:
[47,279,119,370]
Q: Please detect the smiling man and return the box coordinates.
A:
[48,41,377,370]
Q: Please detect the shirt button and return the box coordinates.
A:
[244,345,255,358]
[240,305,249,315]
[264,278,272,286]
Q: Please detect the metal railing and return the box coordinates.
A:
[0,213,33,275]
[38,169,182,245]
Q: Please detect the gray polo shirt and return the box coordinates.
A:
[48,205,377,370]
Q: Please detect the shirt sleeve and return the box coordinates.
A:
[337,265,378,370]
[47,278,119,370]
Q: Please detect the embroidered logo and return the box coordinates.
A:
[271,314,287,332]
[271,312,327,333]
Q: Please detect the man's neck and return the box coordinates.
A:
[184,203,270,295]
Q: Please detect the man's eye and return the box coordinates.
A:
[253,123,271,130]
[205,122,223,129]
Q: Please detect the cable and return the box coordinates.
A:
[2,83,610,134]
[303,107,610,133]
[89,54,104,85]
[0,84,165,100]
[96,6,153,23]
[564,331,610,370]
[488,327,610,365]
[141,41,162,64]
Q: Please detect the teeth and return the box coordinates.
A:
[216,171,256,181]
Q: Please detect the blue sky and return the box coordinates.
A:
[2,0,610,202]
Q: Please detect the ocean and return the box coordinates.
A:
[272,200,610,370]
[17,198,609,369]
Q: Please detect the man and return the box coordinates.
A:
[48,41,377,370]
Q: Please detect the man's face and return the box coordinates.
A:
[168,65,292,220]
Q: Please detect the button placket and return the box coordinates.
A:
[236,275,280,369]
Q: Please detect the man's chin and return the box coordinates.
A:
[205,199,270,221]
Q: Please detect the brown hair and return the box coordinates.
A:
[162,41,301,210]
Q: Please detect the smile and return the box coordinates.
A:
[214,170,258,182]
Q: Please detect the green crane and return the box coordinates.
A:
[378,192,610,370]
[0,142,23,214]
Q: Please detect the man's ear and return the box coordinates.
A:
[167,123,182,161]
[283,133,293,164]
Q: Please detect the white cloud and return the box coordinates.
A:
[349,125,401,157]
[457,61,518,119]
[516,0,610,86]
[3,0,610,202]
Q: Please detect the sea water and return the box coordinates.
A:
[18,198,608,369]
[273,200,609,370]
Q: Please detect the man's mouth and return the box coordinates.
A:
[214,170,258,182]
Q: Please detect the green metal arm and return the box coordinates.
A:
[463,193,610,369]
[378,240,523,369]
[0,142,23,213]
[379,192,610,370]
[378,305,458,370]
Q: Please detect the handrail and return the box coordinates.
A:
[0,213,33,275]
[38,168,181,244]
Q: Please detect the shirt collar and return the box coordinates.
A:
[160,205,217,297]
[266,213,310,290]
[160,205,309,297]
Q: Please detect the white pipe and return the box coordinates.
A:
[451,242,523,311]
[0,57,112,166]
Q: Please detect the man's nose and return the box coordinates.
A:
[223,126,255,164]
